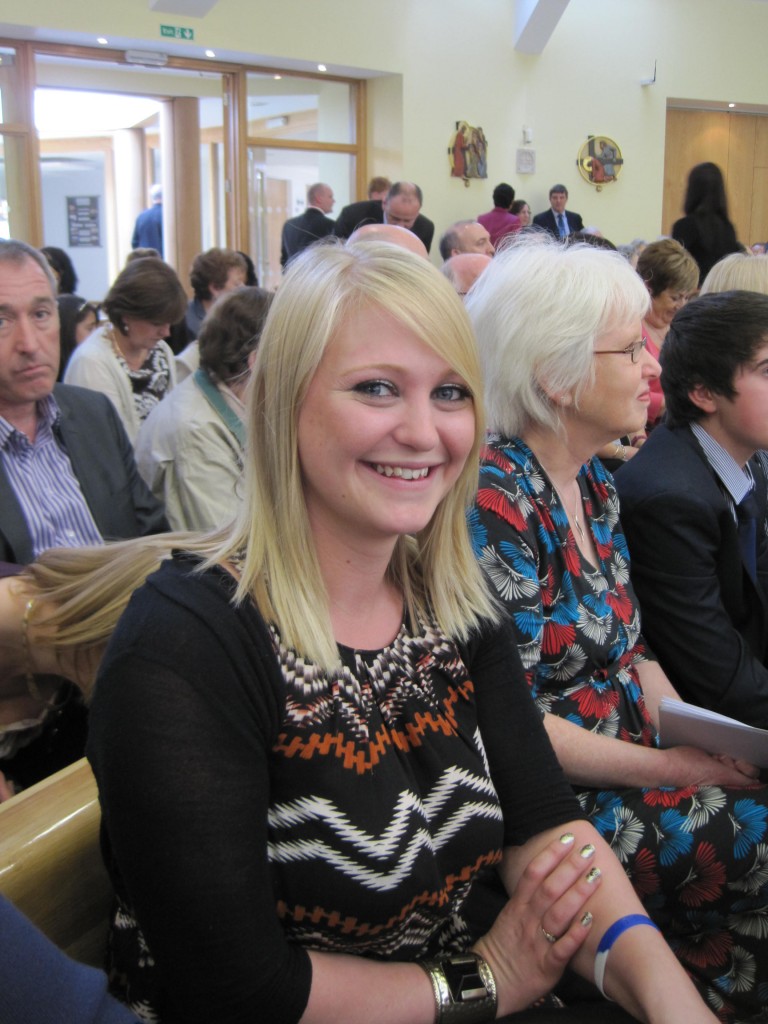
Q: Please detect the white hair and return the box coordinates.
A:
[465,235,649,435]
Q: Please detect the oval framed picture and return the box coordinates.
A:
[577,136,623,190]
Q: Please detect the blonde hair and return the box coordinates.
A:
[23,533,209,652]
[700,252,768,296]
[207,240,497,669]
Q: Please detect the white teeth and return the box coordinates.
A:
[375,464,429,479]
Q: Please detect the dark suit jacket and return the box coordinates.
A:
[532,208,584,238]
[0,384,169,564]
[332,199,435,253]
[280,207,336,267]
[614,423,768,725]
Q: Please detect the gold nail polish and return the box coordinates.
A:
[579,844,595,859]
[559,832,575,845]
[586,866,601,883]
[581,911,593,927]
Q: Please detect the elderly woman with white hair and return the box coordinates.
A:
[465,236,768,1024]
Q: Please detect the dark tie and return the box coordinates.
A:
[558,212,568,238]
[737,489,759,581]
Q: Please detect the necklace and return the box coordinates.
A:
[571,502,586,542]
[553,482,586,542]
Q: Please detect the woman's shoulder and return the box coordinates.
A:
[100,554,282,700]
[109,555,257,653]
[64,327,124,389]
[478,434,546,501]
[74,324,114,358]
[479,433,529,477]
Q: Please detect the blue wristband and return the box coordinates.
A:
[594,914,659,998]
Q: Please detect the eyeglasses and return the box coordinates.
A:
[593,337,647,364]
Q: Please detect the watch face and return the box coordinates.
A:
[443,956,486,1002]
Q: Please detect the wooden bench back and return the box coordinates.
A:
[0,757,111,966]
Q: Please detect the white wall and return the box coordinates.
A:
[40,153,110,299]
[9,0,768,251]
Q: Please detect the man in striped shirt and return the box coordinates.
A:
[0,240,167,565]
[0,240,167,795]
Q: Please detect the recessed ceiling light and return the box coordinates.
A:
[728,102,736,108]
[317,64,327,72]
[97,37,108,45]
[273,74,282,80]
[205,49,215,57]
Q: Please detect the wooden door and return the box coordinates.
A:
[663,108,768,247]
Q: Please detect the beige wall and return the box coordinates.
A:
[7,0,768,250]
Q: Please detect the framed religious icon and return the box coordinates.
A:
[448,121,488,185]
[577,136,623,191]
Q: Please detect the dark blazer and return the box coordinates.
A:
[332,199,435,253]
[532,207,584,238]
[614,423,768,725]
[0,384,169,564]
[280,207,336,267]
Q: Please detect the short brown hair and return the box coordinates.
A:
[189,248,247,301]
[103,258,187,332]
[367,176,391,198]
[636,238,699,297]
[198,287,273,383]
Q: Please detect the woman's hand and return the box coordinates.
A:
[472,832,598,1017]
[661,745,761,787]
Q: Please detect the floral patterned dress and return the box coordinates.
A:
[471,434,768,1024]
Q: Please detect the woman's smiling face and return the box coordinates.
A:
[297,305,476,553]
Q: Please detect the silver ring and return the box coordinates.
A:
[541,926,558,944]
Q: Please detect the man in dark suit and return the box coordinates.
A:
[280,182,336,267]
[334,181,435,253]
[615,291,768,726]
[533,184,583,239]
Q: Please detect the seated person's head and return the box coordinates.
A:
[40,246,78,295]
[347,223,428,258]
[636,239,699,324]
[700,252,768,296]
[441,253,492,296]
[439,221,494,261]
[189,248,247,302]
[492,183,514,210]
[660,291,768,437]
[127,247,161,263]
[198,286,273,386]
[104,258,187,337]
[465,235,649,436]
[367,176,391,201]
[246,239,483,573]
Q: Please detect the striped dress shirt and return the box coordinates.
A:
[0,394,103,559]
[690,420,755,522]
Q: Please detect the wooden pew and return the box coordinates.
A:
[0,757,111,967]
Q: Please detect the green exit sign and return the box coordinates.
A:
[161,24,195,40]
